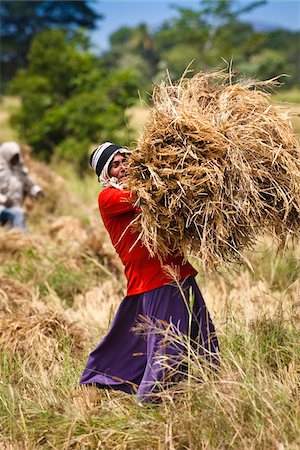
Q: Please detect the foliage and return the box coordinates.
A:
[2,0,299,160]
[9,30,138,170]
[0,0,102,87]
[104,24,160,92]
[104,0,299,91]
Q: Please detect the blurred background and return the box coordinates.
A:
[1,4,300,446]
[1,0,299,171]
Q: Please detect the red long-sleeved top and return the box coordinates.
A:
[98,187,197,296]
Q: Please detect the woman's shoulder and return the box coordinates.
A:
[98,186,113,199]
[99,187,132,200]
[98,187,113,207]
[98,187,130,205]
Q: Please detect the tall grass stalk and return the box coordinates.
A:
[0,145,299,448]
[1,311,299,448]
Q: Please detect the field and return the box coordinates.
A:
[0,96,300,449]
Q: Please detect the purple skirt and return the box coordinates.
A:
[80,276,219,401]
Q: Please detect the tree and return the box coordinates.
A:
[263,29,300,86]
[9,30,138,170]
[105,24,160,90]
[153,0,267,79]
[0,0,102,87]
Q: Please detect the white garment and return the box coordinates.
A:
[0,142,42,213]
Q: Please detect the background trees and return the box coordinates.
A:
[1,0,299,170]
[96,0,299,90]
[0,0,102,86]
[9,30,138,170]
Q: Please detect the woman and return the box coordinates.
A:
[80,142,219,402]
[0,141,43,232]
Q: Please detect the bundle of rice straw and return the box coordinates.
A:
[0,302,86,360]
[49,216,87,245]
[0,276,33,313]
[0,228,37,252]
[128,70,300,270]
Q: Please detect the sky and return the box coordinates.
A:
[91,0,300,52]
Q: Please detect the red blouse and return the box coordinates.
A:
[98,187,197,296]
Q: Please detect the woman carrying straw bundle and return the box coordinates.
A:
[127,71,300,270]
[80,142,219,402]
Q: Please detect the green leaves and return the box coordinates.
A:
[1,0,101,85]
[9,30,138,170]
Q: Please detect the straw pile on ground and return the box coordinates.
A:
[0,301,86,361]
[128,70,300,270]
[0,275,86,364]
[21,143,70,216]
[0,276,34,313]
[0,227,39,252]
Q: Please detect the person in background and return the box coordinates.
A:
[80,141,219,402]
[0,141,43,233]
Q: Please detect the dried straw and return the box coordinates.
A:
[21,143,70,216]
[0,302,86,360]
[128,70,300,270]
[49,215,87,246]
[0,228,38,252]
[0,276,34,313]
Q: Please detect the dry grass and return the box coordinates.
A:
[128,70,300,272]
[0,228,39,253]
[1,210,299,449]
[0,97,20,141]
[0,94,299,449]
[289,103,300,137]
[1,295,299,449]
[0,275,34,313]
[0,302,86,361]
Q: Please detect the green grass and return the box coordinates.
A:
[271,90,300,137]
[247,246,300,292]
[272,88,300,104]
[0,94,300,449]
[54,162,100,209]
[0,96,20,141]
[1,315,300,449]
[2,244,106,306]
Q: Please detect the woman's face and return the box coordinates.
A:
[109,153,128,182]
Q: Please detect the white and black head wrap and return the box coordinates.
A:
[90,141,129,189]
[0,141,22,164]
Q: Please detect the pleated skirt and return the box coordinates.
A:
[80,276,219,401]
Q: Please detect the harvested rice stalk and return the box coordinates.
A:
[0,228,37,252]
[128,70,300,270]
[0,276,34,313]
[0,303,86,361]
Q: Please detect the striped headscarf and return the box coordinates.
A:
[90,142,130,189]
